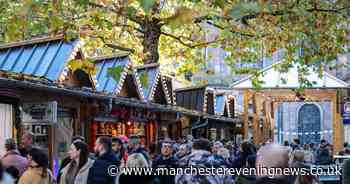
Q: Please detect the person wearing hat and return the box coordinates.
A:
[1,138,28,177]
[152,139,178,184]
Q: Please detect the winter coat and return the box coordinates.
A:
[0,173,15,184]
[60,158,95,184]
[343,159,350,184]
[152,155,178,184]
[18,167,55,184]
[1,150,29,176]
[87,152,118,184]
[316,146,332,165]
[175,150,234,184]
[303,150,315,164]
[207,154,229,168]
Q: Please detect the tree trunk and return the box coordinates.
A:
[141,20,161,64]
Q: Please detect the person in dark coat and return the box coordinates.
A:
[152,140,178,184]
[343,159,350,184]
[232,141,256,169]
[112,137,125,167]
[128,135,150,163]
[87,136,118,184]
[316,139,332,165]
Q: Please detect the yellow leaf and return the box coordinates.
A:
[166,7,197,28]
[68,59,83,72]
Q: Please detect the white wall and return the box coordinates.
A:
[0,103,13,156]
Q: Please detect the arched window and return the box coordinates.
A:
[298,104,321,144]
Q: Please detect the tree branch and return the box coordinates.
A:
[205,21,256,37]
[161,31,224,48]
[95,35,135,53]
[88,1,144,25]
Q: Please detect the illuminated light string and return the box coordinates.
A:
[149,71,161,101]
[161,75,172,104]
[278,130,333,135]
[133,68,146,101]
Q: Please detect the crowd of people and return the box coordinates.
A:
[0,133,349,184]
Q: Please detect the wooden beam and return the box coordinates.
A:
[333,91,344,154]
[253,93,259,144]
[243,90,249,140]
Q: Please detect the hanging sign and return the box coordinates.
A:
[342,101,350,124]
[21,101,58,123]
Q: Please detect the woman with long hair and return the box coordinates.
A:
[59,141,94,184]
[18,147,54,184]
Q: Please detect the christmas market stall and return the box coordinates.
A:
[91,54,162,148]
[214,93,241,141]
[135,64,179,139]
[174,85,237,140]
[0,36,99,176]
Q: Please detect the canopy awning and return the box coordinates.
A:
[232,62,348,89]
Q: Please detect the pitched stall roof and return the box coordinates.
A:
[232,62,348,89]
[175,85,215,114]
[135,63,171,104]
[0,37,82,81]
[93,53,144,100]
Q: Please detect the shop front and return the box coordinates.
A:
[90,105,158,149]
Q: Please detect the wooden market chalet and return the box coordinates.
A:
[0,36,238,164]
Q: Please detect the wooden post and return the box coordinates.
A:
[253,93,259,144]
[333,91,344,154]
[243,90,249,140]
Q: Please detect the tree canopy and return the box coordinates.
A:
[0,0,350,87]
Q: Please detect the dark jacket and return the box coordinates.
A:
[57,156,71,183]
[152,155,178,184]
[87,152,118,184]
[316,145,332,165]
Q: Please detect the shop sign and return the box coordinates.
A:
[343,101,350,124]
[21,101,57,123]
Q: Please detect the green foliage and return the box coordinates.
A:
[107,66,124,83]
[68,59,97,76]
[139,72,149,88]
[139,0,156,14]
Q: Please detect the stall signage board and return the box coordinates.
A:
[22,101,58,123]
[343,101,350,124]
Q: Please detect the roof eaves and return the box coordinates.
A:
[0,36,65,50]
[90,52,130,63]
[135,63,160,70]
[174,84,208,92]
